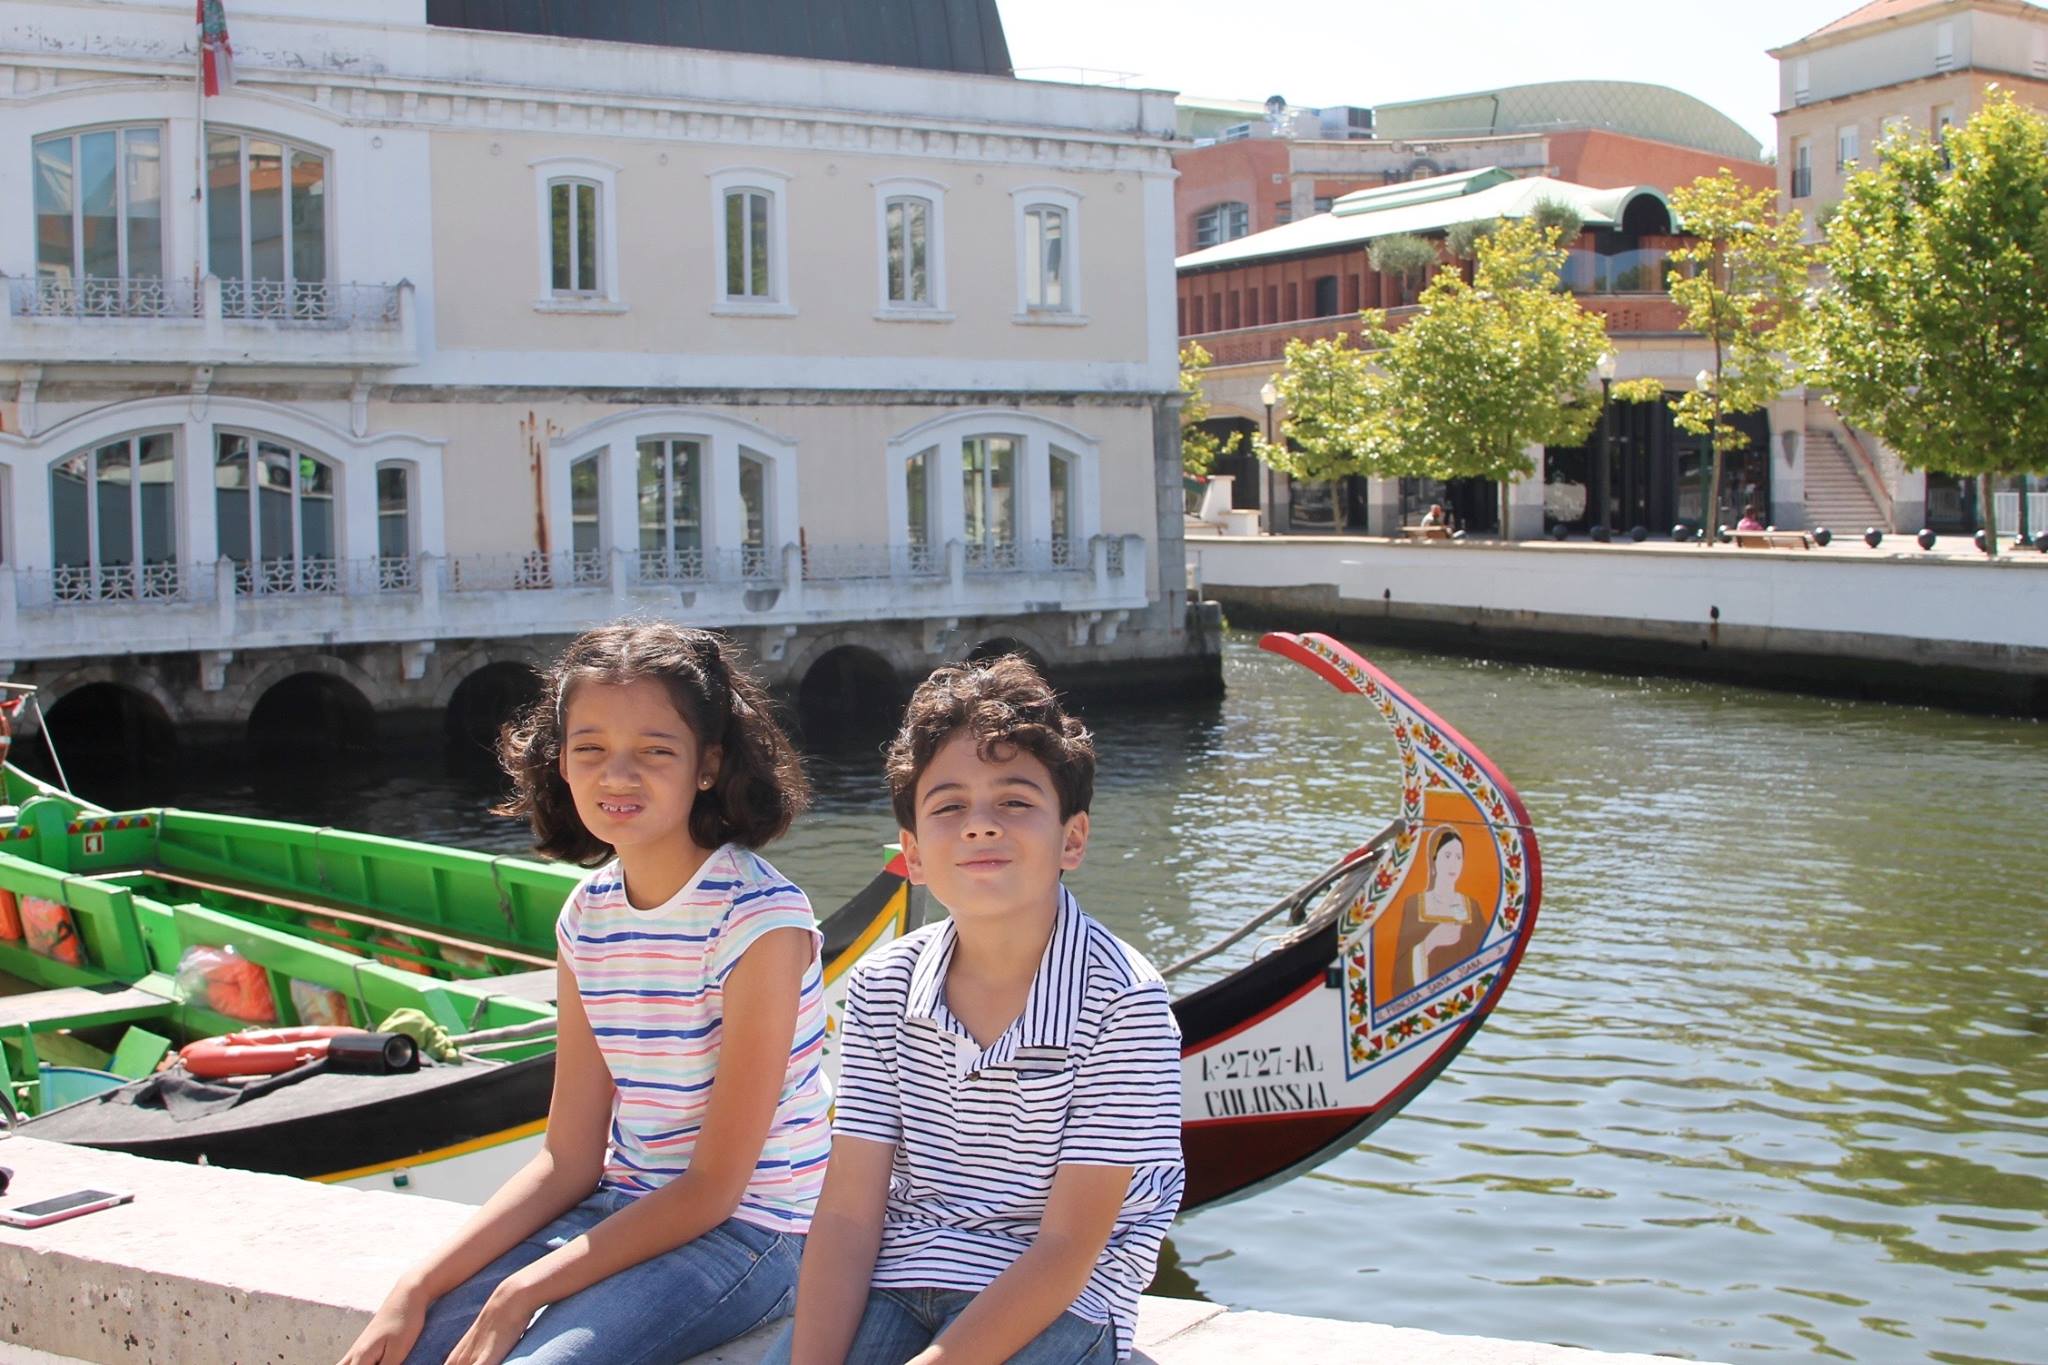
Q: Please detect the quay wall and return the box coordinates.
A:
[1190,537,2048,715]
[0,1137,1717,1365]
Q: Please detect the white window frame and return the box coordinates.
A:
[1836,124,1860,171]
[530,155,622,312]
[49,430,179,597]
[873,176,949,320]
[374,459,416,561]
[710,166,794,316]
[1011,186,1085,324]
[1193,201,1250,249]
[204,127,334,304]
[884,409,1101,559]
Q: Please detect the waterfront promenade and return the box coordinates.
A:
[0,1136,1713,1365]
[1189,532,2048,714]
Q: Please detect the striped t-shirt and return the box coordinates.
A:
[555,845,830,1234]
[834,888,1184,1361]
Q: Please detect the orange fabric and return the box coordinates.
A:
[203,954,278,1023]
[372,933,433,975]
[21,896,83,965]
[0,888,21,942]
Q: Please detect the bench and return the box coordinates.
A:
[1732,529,1814,550]
[1398,524,1453,542]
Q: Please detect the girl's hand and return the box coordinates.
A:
[438,1284,536,1365]
[336,1286,428,1365]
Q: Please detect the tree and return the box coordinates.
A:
[1378,217,1654,524]
[1368,233,1438,304]
[1805,90,2048,556]
[1252,331,1394,483]
[1663,170,1811,540]
[1256,218,1656,531]
[1178,341,1244,476]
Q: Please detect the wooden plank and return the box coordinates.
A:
[474,968,559,1004]
[0,984,169,1032]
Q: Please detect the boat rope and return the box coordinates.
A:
[1158,819,1405,980]
[450,1018,559,1049]
[0,683,71,795]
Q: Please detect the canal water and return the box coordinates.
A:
[55,631,2048,1364]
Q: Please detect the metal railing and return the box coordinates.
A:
[9,275,198,319]
[219,279,403,327]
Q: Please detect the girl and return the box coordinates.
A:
[342,622,826,1365]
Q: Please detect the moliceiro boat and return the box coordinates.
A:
[0,633,1540,1213]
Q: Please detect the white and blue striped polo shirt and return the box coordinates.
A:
[834,888,1184,1361]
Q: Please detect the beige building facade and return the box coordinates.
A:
[0,0,1203,745]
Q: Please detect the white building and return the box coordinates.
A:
[0,0,1201,747]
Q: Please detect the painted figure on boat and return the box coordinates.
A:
[1387,827,1489,996]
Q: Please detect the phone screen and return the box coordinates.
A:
[8,1189,121,1218]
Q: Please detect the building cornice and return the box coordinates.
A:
[1768,0,2044,59]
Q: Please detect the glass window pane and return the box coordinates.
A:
[571,453,601,556]
[299,455,335,561]
[215,434,252,563]
[908,200,928,303]
[257,441,295,561]
[94,440,135,568]
[377,464,409,559]
[125,129,164,280]
[963,438,987,546]
[79,130,118,280]
[637,439,666,555]
[576,182,597,293]
[207,132,243,281]
[551,182,572,292]
[749,191,769,297]
[725,191,745,297]
[136,432,176,563]
[34,136,75,281]
[738,451,766,551]
[1039,211,1064,309]
[988,437,1016,546]
[290,150,325,285]
[885,200,905,302]
[672,440,701,555]
[1049,448,1073,544]
[53,452,92,568]
[248,141,285,282]
[906,448,931,548]
[1024,211,1043,308]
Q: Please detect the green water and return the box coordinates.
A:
[72,632,2048,1363]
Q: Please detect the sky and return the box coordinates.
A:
[999,0,1872,154]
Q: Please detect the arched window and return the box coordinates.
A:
[215,432,338,593]
[51,432,177,600]
[636,437,702,580]
[711,168,792,312]
[569,450,604,582]
[33,125,166,300]
[1012,187,1083,319]
[875,178,948,314]
[549,177,601,296]
[206,130,329,318]
[886,412,1100,575]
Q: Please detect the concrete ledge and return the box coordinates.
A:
[0,1138,1711,1364]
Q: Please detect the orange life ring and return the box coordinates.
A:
[178,1025,364,1079]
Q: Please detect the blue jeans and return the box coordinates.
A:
[762,1287,1117,1365]
[401,1190,801,1365]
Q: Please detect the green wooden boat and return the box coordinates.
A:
[0,760,915,1201]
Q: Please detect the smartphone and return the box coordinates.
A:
[0,1189,134,1228]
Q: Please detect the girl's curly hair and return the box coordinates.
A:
[496,622,809,864]
[884,654,1094,831]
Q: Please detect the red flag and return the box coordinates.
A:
[198,0,233,97]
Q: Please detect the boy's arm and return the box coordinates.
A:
[785,1135,895,1365]
[910,1162,1131,1365]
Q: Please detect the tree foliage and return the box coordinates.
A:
[1805,90,2048,553]
[1445,217,1498,261]
[1529,197,1585,243]
[1178,341,1244,476]
[1368,232,1439,285]
[1258,218,1645,488]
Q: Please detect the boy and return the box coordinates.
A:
[773,656,1184,1365]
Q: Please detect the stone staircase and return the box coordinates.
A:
[1803,427,1889,532]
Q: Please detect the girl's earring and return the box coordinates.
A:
[698,777,713,790]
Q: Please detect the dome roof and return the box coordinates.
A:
[1372,80,1760,163]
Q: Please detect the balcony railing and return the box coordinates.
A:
[10,275,198,320]
[1,273,418,366]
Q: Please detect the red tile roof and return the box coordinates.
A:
[1802,0,1953,42]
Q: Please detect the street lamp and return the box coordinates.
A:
[1259,380,1279,526]
[1594,351,1617,535]
[1695,368,1715,545]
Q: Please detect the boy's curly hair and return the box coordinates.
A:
[885,654,1094,831]
[496,622,809,864]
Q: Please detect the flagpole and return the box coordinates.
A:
[194,2,205,292]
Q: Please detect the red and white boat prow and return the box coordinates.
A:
[1171,631,1543,1210]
